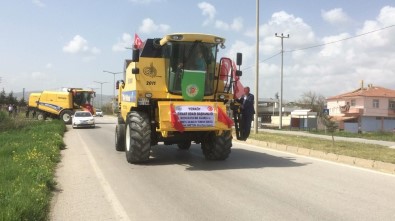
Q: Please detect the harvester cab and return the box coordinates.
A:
[116,33,246,163]
[68,88,96,115]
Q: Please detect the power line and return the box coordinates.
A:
[242,23,395,69]
[286,24,395,53]
[242,52,282,71]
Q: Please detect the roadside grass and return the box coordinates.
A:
[309,130,395,142]
[249,132,395,164]
[0,112,65,221]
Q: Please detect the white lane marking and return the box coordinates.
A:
[234,141,395,178]
[76,131,131,221]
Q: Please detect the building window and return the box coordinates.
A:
[351,99,356,106]
[373,99,379,108]
[389,101,395,110]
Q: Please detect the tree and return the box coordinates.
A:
[19,97,26,106]
[0,89,6,105]
[297,91,326,117]
[322,114,338,146]
[6,91,17,105]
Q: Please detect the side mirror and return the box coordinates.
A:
[116,81,120,89]
[236,70,242,77]
[132,49,140,62]
[236,53,242,66]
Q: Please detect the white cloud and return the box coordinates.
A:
[32,0,45,7]
[63,35,89,53]
[215,17,243,31]
[231,8,395,100]
[91,47,101,54]
[112,33,133,52]
[322,8,351,25]
[319,33,350,57]
[45,63,52,69]
[197,2,242,32]
[198,2,216,26]
[138,18,170,34]
[62,35,100,58]
[261,11,316,55]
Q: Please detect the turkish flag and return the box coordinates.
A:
[220,58,231,80]
[170,104,185,132]
[217,106,234,128]
[134,33,143,49]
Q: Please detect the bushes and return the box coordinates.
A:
[0,111,30,132]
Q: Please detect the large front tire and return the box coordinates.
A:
[115,124,126,151]
[125,111,151,163]
[60,110,73,124]
[201,131,232,160]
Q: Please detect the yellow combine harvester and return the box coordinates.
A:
[27,88,96,124]
[115,33,244,163]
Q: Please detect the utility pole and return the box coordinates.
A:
[275,33,289,130]
[254,0,260,134]
[93,81,108,109]
[103,70,122,114]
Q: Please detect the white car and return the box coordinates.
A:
[72,111,95,128]
[95,108,103,117]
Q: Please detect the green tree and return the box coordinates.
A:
[322,114,338,146]
[6,91,17,105]
[0,89,6,105]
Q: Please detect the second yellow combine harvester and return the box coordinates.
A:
[115,33,244,163]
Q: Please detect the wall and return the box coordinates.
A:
[344,122,359,133]
[271,116,291,126]
[361,116,395,132]
[363,97,389,117]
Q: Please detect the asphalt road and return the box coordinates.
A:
[50,116,395,221]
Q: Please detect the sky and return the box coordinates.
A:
[1,0,395,101]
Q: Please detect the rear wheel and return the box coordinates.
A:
[125,111,151,163]
[60,110,73,124]
[177,141,191,150]
[115,124,126,151]
[37,112,46,121]
[201,131,232,160]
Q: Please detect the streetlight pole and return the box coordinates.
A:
[253,0,260,134]
[93,81,108,109]
[103,70,122,114]
[275,33,289,130]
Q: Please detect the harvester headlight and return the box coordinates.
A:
[170,35,183,40]
[219,94,225,100]
[145,93,152,98]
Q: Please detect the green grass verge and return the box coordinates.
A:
[249,132,395,164]
[0,114,65,221]
[309,130,395,142]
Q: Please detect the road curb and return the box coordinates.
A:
[238,138,395,175]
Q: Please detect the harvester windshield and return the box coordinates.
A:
[73,91,94,106]
[164,41,217,96]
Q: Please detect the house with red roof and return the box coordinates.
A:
[326,82,395,132]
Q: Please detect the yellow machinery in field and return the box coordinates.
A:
[115,33,244,163]
[27,88,96,124]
